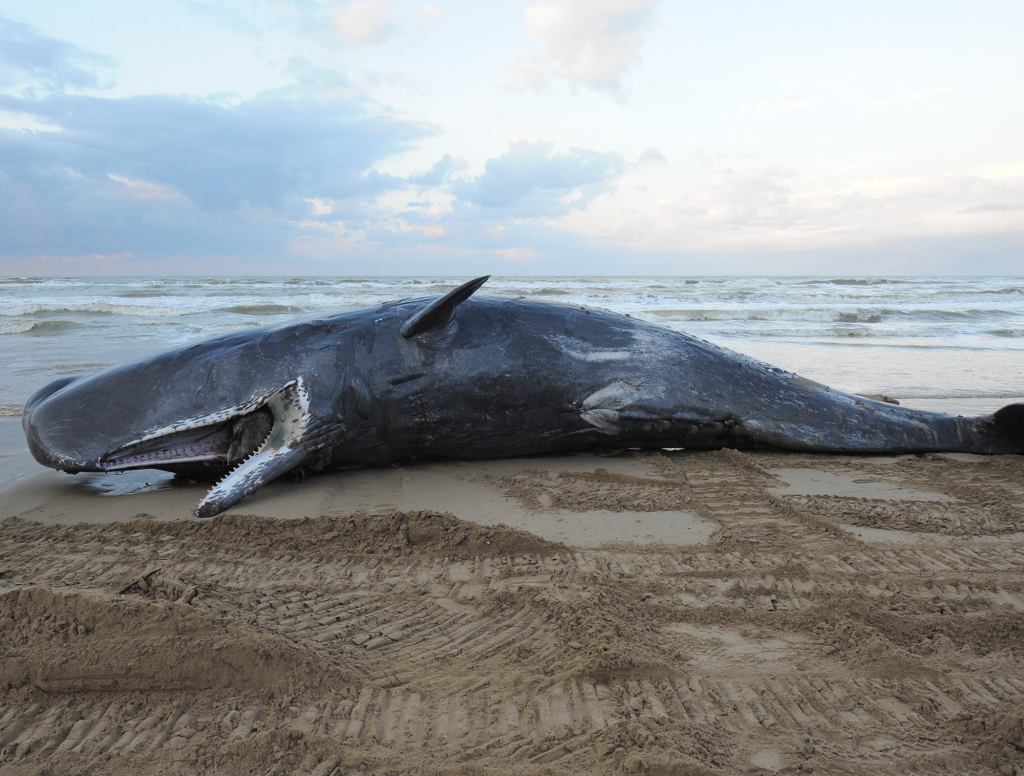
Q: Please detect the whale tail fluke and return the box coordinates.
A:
[992,403,1024,452]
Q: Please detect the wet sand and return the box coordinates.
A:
[2,417,1024,774]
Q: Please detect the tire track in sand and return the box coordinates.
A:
[2,450,1024,774]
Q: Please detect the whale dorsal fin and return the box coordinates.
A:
[401,275,489,338]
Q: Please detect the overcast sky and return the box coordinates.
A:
[1,1,1022,275]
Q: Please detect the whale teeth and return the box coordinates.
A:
[195,379,310,517]
[208,423,274,489]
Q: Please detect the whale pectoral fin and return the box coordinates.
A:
[401,275,489,338]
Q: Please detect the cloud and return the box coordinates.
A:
[519,0,656,95]
[504,59,549,92]
[0,92,426,210]
[557,160,1024,256]
[0,89,431,264]
[283,58,364,99]
[453,141,624,217]
[637,147,666,166]
[0,21,629,273]
[290,141,629,269]
[0,13,115,93]
[417,4,441,27]
[332,1,397,46]
[408,154,460,186]
[107,174,186,202]
[497,247,539,263]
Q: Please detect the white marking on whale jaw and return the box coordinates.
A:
[194,379,311,517]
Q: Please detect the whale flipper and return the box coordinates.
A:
[401,275,489,338]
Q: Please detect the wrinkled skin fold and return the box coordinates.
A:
[22,276,1024,516]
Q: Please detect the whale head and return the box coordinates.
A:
[22,331,314,517]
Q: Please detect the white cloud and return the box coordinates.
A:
[332,1,396,46]
[0,88,428,266]
[288,224,370,262]
[0,109,62,133]
[0,12,116,93]
[497,247,539,262]
[453,141,625,216]
[377,186,454,219]
[382,218,444,237]
[417,4,441,27]
[519,0,656,94]
[557,160,1024,253]
[304,197,335,216]
[637,147,666,166]
[107,173,185,202]
[504,59,549,92]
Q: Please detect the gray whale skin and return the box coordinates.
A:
[22,276,1024,517]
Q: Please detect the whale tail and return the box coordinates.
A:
[989,403,1024,452]
[727,394,1024,455]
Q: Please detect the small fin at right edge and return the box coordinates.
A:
[993,403,1024,449]
[400,275,489,339]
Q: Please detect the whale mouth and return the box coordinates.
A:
[100,406,273,473]
[100,381,303,475]
[99,380,311,517]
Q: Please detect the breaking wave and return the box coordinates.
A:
[0,320,81,336]
[836,312,883,323]
[0,303,196,317]
[798,278,911,286]
[215,304,302,315]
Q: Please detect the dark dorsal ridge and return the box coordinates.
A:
[400,275,490,339]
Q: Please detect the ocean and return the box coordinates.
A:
[2,275,1022,417]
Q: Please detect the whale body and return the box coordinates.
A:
[22,276,1024,516]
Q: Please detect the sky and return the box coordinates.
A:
[0,0,1022,276]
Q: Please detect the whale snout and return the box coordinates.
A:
[25,375,82,412]
[22,375,106,473]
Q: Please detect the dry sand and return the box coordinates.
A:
[1,418,1024,774]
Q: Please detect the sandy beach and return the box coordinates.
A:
[1,416,1023,775]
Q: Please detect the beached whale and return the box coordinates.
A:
[22,276,1024,517]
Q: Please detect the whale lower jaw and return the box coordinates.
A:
[98,380,312,517]
[194,380,311,517]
